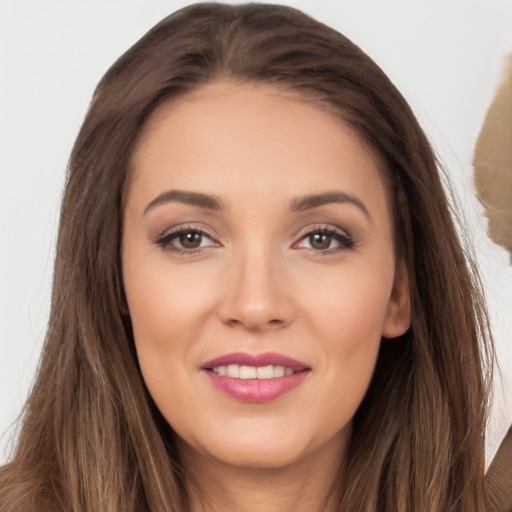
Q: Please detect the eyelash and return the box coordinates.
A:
[155,226,219,255]
[292,227,355,255]
[154,225,355,255]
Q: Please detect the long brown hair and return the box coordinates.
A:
[0,3,493,511]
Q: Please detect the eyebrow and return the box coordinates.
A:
[290,191,372,221]
[144,189,224,215]
[143,188,371,221]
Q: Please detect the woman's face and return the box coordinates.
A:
[122,81,410,471]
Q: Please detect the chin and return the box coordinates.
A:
[192,443,311,472]
[217,441,310,470]
[176,417,350,473]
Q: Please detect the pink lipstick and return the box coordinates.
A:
[201,351,310,403]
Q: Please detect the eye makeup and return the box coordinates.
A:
[153,222,356,258]
[292,226,356,255]
[154,225,221,255]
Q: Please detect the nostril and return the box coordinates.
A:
[224,317,285,331]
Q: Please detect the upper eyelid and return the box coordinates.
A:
[292,224,356,248]
[153,222,352,245]
[154,227,220,252]
[157,224,217,240]
[293,224,351,240]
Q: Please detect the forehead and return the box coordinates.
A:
[127,80,390,218]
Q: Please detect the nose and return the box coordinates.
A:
[217,246,295,332]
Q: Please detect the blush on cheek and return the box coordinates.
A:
[126,266,210,343]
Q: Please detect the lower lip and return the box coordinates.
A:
[204,371,309,403]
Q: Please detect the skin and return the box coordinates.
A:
[122,81,411,512]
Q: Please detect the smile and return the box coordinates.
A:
[211,364,294,379]
[201,352,311,403]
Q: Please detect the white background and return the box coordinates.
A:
[1,0,511,465]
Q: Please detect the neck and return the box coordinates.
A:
[179,433,349,512]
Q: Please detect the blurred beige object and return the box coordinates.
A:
[473,56,512,262]
[485,425,512,512]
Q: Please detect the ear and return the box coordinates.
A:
[382,260,411,339]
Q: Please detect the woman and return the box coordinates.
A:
[0,3,496,511]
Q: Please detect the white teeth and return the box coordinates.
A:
[226,364,240,378]
[239,366,257,379]
[212,364,296,379]
[256,365,274,379]
[273,365,285,377]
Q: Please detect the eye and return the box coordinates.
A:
[155,227,220,253]
[293,227,355,253]
[306,232,335,250]
[178,231,206,249]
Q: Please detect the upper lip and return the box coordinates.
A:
[201,351,310,371]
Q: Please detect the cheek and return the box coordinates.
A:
[121,240,220,406]
[124,254,216,349]
[302,260,393,347]
[299,262,392,404]
[123,261,215,428]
